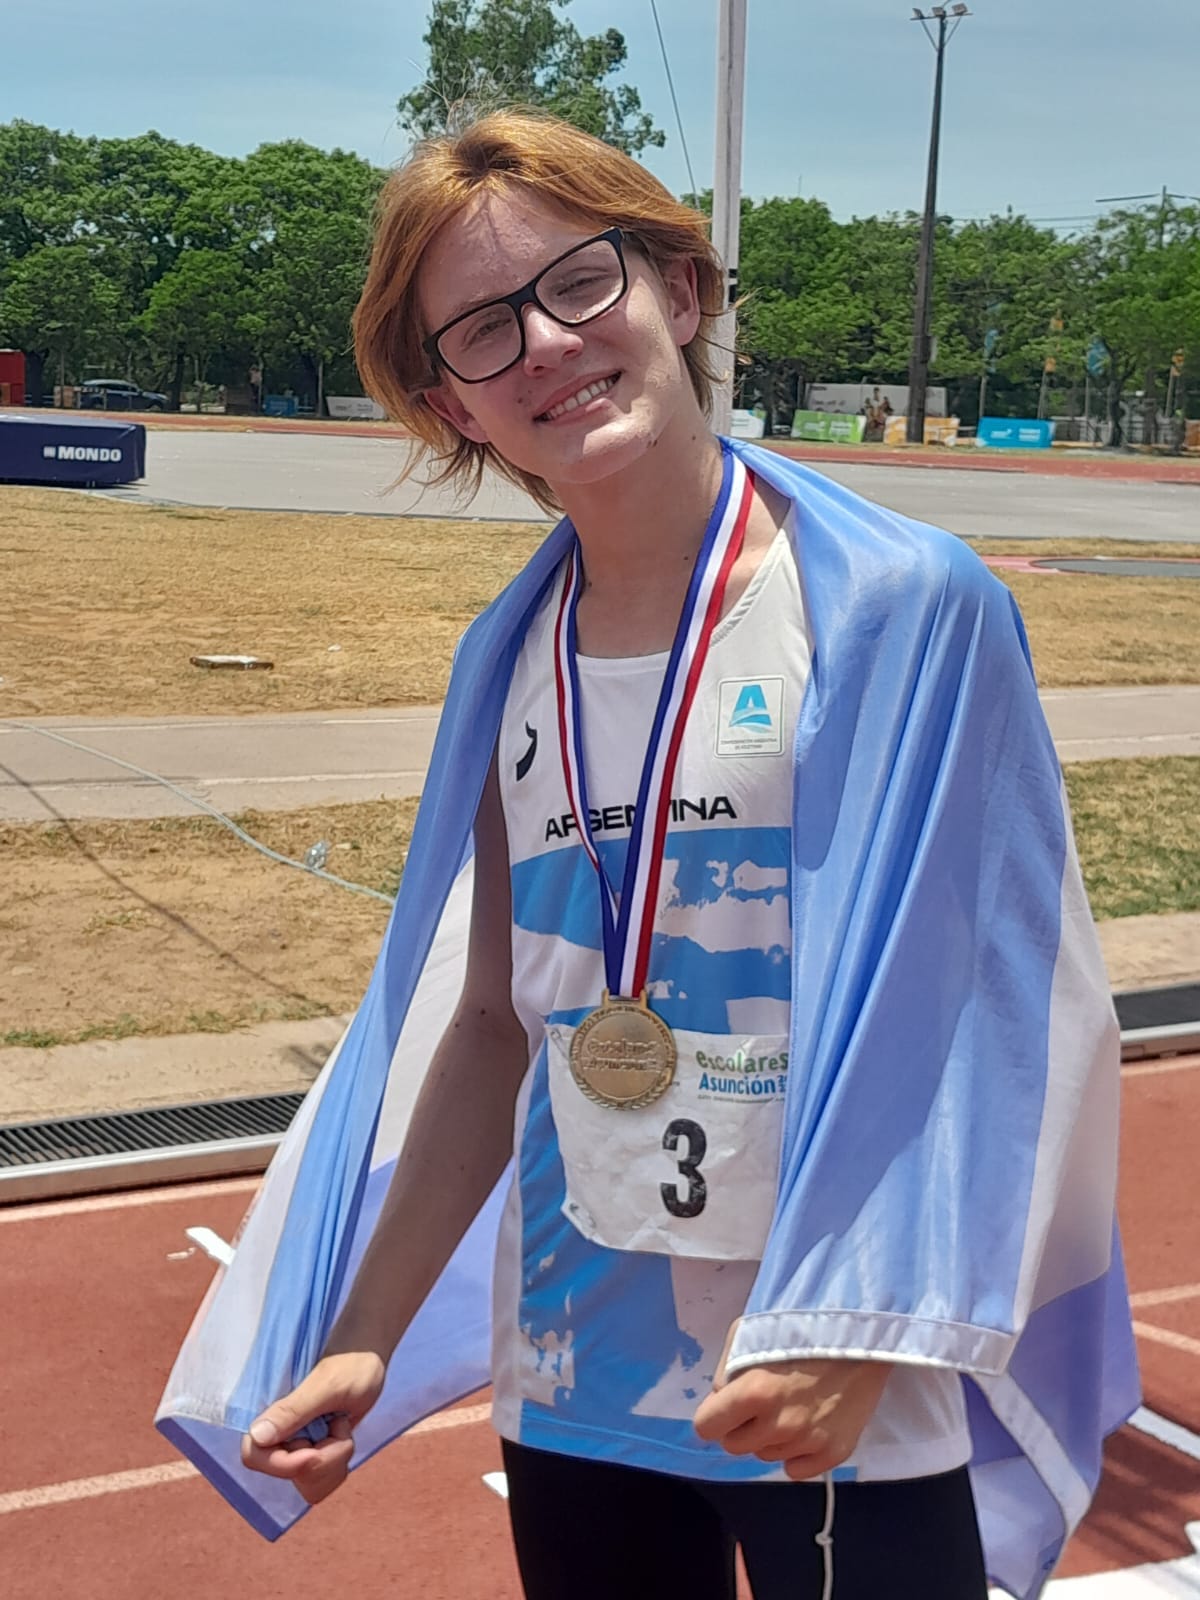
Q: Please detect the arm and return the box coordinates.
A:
[324,754,526,1363]
[242,753,526,1498]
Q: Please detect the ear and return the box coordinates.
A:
[658,256,703,349]
[423,380,491,445]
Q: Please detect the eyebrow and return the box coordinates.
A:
[440,234,599,324]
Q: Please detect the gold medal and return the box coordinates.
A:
[569,991,676,1109]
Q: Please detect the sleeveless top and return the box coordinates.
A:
[491,526,971,1482]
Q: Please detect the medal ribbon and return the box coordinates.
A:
[553,446,754,1000]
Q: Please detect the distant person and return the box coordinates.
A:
[164,109,1137,1600]
[862,386,893,441]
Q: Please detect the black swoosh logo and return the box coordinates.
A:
[516,722,538,781]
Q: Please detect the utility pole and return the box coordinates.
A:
[907,6,970,444]
[711,0,748,437]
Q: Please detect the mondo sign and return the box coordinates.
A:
[0,413,145,484]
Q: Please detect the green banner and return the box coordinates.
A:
[789,409,866,444]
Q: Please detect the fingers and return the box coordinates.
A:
[693,1377,768,1442]
[239,1431,355,1499]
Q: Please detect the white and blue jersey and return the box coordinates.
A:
[491,529,972,1483]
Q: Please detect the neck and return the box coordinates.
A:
[553,417,725,596]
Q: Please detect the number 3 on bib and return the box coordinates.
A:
[661,1118,707,1218]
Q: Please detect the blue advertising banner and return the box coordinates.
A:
[976,417,1055,450]
[0,412,146,484]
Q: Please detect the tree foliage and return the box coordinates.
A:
[2,111,1199,431]
[397,0,664,155]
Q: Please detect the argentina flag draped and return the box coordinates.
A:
[156,440,1139,1600]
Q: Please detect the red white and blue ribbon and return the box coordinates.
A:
[552,444,755,1000]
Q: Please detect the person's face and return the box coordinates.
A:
[416,189,704,490]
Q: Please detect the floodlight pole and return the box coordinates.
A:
[711,0,748,437]
[907,8,968,444]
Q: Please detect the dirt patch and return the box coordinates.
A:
[1,491,1198,721]
[0,488,543,718]
[2,763,1197,1052]
[0,803,412,1047]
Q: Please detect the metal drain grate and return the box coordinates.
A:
[1114,982,1200,1033]
[0,1092,303,1168]
[0,1091,305,1203]
[1116,983,1200,1061]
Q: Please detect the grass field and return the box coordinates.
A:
[1,489,1197,719]
[2,757,1196,1049]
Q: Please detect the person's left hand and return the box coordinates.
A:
[693,1342,894,1480]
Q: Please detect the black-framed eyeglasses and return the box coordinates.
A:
[422,228,629,384]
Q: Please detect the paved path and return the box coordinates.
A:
[3,687,1197,823]
[95,429,1200,543]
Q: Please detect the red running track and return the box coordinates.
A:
[2,1054,1198,1598]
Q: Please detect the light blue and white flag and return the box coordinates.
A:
[156,439,1139,1600]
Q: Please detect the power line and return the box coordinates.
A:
[648,0,699,202]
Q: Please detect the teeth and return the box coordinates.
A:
[542,375,616,420]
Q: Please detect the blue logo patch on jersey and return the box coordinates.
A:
[730,683,772,729]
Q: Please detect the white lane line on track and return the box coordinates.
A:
[1133,1321,1200,1359]
[0,1403,492,1516]
[0,1461,198,1514]
[0,1177,261,1226]
[1130,1283,1200,1310]
[1122,1056,1200,1079]
[1127,1407,1200,1464]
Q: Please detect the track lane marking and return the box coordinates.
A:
[1130,1283,1200,1310]
[0,1177,261,1226]
[1122,1056,1200,1079]
[0,1402,491,1516]
[1133,1321,1200,1359]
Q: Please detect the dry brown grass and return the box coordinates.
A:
[0,487,543,717]
[1,489,1198,719]
[0,801,414,1047]
[1064,757,1200,920]
[2,763,1197,1048]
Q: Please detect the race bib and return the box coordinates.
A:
[545,1024,789,1260]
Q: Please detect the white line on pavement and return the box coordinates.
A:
[1133,1321,1200,1359]
[1130,1284,1200,1310]
[0,1177,261,1227]
[0,1403,492,1516]
[1122,1056,1200,1079]
[1127,1406,1200,1464]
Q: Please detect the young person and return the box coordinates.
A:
[159,110,1137,1600]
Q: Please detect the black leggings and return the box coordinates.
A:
[501,1439,988,1600]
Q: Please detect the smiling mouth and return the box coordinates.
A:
[536,373,620,423]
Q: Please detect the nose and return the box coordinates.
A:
[520,303,583,372]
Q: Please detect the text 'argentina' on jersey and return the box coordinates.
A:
[544,795,737,844]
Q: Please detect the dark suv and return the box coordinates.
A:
[79,378,168,411]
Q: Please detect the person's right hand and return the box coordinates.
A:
[239,1350,386,1505]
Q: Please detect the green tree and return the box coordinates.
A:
[737,198,863,429]
[251,211,374,412]
[140,249,255,411]
[1072,202,1200,445]
[0,243,120,399]
[0,122,91,267]
[397,0,664,154]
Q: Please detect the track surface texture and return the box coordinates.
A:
[3,1054,1199,1598]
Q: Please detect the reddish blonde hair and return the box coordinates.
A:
[353,109,724,513]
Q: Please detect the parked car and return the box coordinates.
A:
[78,378,168,411]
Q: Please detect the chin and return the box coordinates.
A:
[521,409,663,491]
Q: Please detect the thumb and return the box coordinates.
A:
[249,1374,342,1448]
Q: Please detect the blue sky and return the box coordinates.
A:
[6,0,1199,226]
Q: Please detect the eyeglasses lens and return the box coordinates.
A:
[437,237,625,382]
